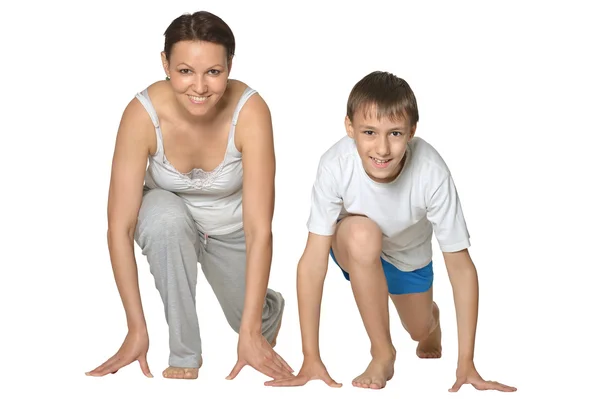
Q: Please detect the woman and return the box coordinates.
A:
[85,11,292,381]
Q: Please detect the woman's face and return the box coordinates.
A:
[162,40,230,117]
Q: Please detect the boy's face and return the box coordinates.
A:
[345,107,416,183]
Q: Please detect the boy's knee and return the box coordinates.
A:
[344,217,382,261]
[406,316,435,341]
[408,325,431,342]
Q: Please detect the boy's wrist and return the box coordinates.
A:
[302,351,322,362]
[457,355,475,369]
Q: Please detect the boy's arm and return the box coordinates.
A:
[265,231,342,388]
[427,173,516,392]
[264,159,343,388]
[298,163,342,358]
[426,174,476,363]
[297,232,333,359]
[443,249,478,365]
[443,249,517,392]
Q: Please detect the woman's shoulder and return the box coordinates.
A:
[143,79,172,105]
[222,80,267,132]
[112,81,168,152]
[232,81,269,122]
[224,79,256,109]
[118,81,164,123]
[227,78,250,93]
[229,80,272,151]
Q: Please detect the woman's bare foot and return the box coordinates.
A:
[162,357,203,379]
[417,302,442,358]
[352,355,395,389]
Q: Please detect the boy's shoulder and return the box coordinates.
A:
[317,135,357,173]
[408,136,451,177]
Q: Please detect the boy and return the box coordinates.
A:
[265,71,516,392]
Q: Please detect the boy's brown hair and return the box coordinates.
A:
[347,71,419,126]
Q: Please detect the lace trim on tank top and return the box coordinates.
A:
[163,151,226,190]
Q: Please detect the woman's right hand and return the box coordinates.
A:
[86,328,152,377]
[88,95,156,379]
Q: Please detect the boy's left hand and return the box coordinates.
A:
[450,362,517,392]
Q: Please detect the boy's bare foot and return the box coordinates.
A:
[162,357,202,379]
[417,302,442,358]
[352,356,395,389]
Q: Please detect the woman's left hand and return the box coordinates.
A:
[226,331,294,381]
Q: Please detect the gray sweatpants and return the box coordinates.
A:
[134,188,285,368]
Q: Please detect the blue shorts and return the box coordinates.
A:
[329,248,433,295]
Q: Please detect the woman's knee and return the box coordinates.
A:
[136,189,195,247]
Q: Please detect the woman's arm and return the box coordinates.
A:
[237,93,276,335]
[107,98,154,331]
[87,97,154,377]
[226,92,293,381]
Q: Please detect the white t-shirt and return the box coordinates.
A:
[306,135,471,272]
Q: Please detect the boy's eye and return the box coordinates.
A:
[364,130,374,135]
[391,131,403,136]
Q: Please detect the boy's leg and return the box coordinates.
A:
[388,268,442,358]
[134,188,203,379]
[331,216,395,390]
[199,227,285,347]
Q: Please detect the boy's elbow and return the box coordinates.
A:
[297,256,327,281]
[443,248,475,271]
[297,238,331,276]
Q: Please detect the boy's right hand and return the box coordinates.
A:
[264,356,341,387]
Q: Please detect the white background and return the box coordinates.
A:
[1,0,598,397]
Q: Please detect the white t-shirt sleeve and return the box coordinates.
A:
[306,166,343,236]
[426,174,471,252]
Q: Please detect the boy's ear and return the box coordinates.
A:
[409,123,417,140]
[345,116,355,139]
